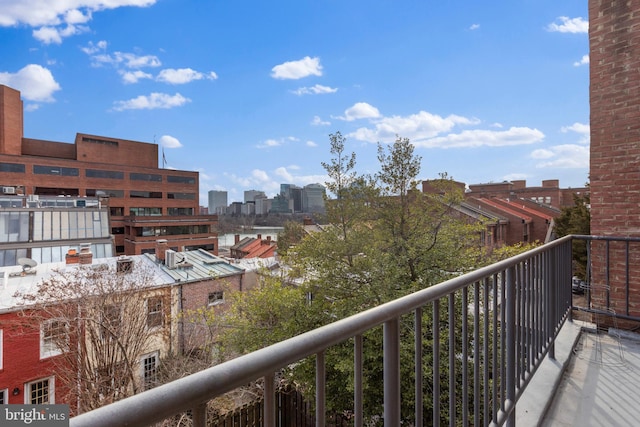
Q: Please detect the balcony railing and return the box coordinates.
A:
[71,236,579,427]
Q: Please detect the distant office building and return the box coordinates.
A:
[302,183,326,213]
[270,194,292,214]
[0,84,218,256]
[281,184,303,213]
[244,190,266,203]
[255,197,272,215]
[208,190,228,214]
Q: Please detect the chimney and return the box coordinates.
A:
[257,234,262,240]
[156,239,168,262]
[303,216,313,226]
[234,234,240,245]
[267,235,271,243]
[78,244,93,265]
[65,248,79,264]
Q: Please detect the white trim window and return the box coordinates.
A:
[40,319,67,359]
[146,297,164,330]
[25,377,55,404]
[207,291,224,306]
[141,351,159,390]
[0,388,7,404]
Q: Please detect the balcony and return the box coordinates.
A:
[70,235,640,427]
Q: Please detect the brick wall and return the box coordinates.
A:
[0,85,23,155]
[589,0,640,321]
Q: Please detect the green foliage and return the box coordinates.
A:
[218,132,536,423]
[555,192,590,278]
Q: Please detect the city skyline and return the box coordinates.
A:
[1,1,589,204]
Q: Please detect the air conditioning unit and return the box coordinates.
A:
[2,186,15,194]
[165,249,177,269]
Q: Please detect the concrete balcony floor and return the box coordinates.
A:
[520,319,640,426]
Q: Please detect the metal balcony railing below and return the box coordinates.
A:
[71,235,576,427]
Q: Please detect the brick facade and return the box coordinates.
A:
[589,0,640,321]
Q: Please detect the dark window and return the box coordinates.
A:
[130,191,162,198]
[87,189,124,198]
[111,227,125,235]
[0,162,25,173]
[142,353,158,390]
[110,207,124,216]
[167,175,196,184]
[167,192,196,200]
[130,207,162,216]
[167,208,193,216]
[115,245,125,254]
[34,165,79,176]
[208,291,224,306]
[130,173,162,182]
[86,169,124,179]
[82,136,118,146]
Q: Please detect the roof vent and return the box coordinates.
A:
[116,257,134,273]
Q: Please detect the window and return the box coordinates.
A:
[130,207,162,216]
[167,208,193,216]
[141,352,159,390]
[167,175,195,184]
[101,305,122,339]
[40,319,67,359]
[0,388,6,404]
[86,169,124,179]
[0,162,25,173]
[87,189,124,198]
[33,165,79,176]
[146,297,163,329]
[167,192,196,200]
[130,190,162,198]
[25,377,54,404]
[130,173,162,182]
[82,136,118,146]
[111,227,125,235]
[208,291,224,306]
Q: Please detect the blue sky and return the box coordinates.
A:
[0,1,589,204]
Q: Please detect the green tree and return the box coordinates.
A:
[555,191,590,278]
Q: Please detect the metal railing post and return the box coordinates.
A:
[506,266,516,427]
[316,351,326,427]
[354,335,363,427]
[192,403,207,427]
[384,317,400,426]
[264,373,275,427]
[415,308,423,427]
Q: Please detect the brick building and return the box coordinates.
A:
[466,179,587,209]
[589,0,640,321]
[0,84,218,257]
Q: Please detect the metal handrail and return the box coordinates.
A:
[71,236,574,427]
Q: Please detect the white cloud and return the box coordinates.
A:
[274,167,293,182]
[531,148,554,159]
[348,110,479,143]
[469,23,480,30]
[120,70,153,84]
[547,16,588,34]
[0,1,157,42]
[573,54,589,67]
[156,68,218,84]
[292,84,337,95]
[416,127,544,148]
[338,102,381,122]
[271,56,323,80]
[112,92,190,111]
[0,64,60,102]
[89,51,161,68]
[534,144,589,168]
[257,138,283,148]
[81,40,107,54]
[306,140,318,147]
[252,169,270,182]
[561,122,590,144]
[311,115,330,126]
[159,135,182,148]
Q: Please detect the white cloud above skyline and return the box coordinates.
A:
[159,134,182,148]
[547,16,588,34]
[338,102,381,122]
[156,68,218,84]
[0,64,60,102]
[292,84,338,95]
[112,92,190,111]
[271,56,323,80]
[573,54,589,67]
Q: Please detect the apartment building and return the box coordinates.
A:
[0,84,218,256]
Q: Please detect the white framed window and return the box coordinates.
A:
[207,291,224,306]
[141,351,159,390]
[0,388,7,404]
[25,377,55,404]
[40,319,67,359]
[146,297,164,329]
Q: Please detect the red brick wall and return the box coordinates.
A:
[0,85,23,156]
[589,0,640,320]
